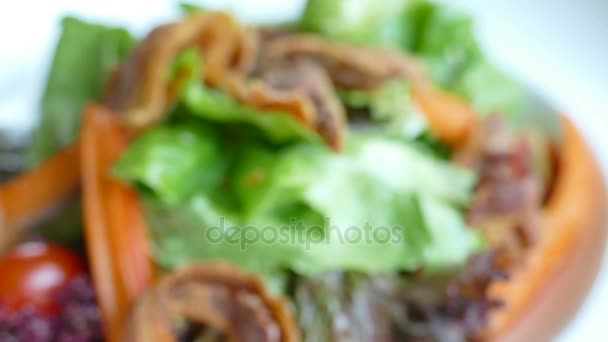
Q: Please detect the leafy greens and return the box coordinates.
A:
[28,17,134,164]
[114,50,484,278]
[338,79,427,139]
[117,127,483,275]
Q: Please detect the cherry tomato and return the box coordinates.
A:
[0,241,84,315]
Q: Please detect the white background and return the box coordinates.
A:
[0,1,606,340]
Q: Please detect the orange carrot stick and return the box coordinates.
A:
[80,103,154,342]
[0,142,80,248]
[412,85,478,146]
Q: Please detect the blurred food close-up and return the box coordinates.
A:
[1,0,607,341]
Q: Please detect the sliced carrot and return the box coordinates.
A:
[80,103,154,342]
[104,180,155,297]
[0,142,80,248]
[412,85,477,146]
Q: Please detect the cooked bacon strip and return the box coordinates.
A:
[259,34,427,90]
[258,62,345,149]
[232,27,260,75]
[257,32,478,146]
[126,262,299,342]
[225,61,346,149]
[103,12,247,129]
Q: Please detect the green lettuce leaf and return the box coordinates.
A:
[28,17,134,164]
[114,48,324,205]
[338,79,450,158]
[408,1,478,86]
[299,0,410,47]
[143,194,306,275]
[121,128,483,275]
[181,84,321,144]
[410,2,523,115]
[113,122,225,204]
[452,60,523,115]
[418,194,483,269]
[338,79,427,139]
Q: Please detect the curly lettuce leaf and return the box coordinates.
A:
[410,2,523,114]
[261,139,481,271]
[338,79,427,139]
[408,1,478,86]
[338,79,451,158]
[299,0,410,47]
[28,17,134,164]
[113,122,226,204]
[120,126,483,275]
[181,84,321,144]
[143,194,307,275]
[452,60,523,115]
[114,48,324,206]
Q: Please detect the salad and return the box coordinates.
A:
[1,1,605,342]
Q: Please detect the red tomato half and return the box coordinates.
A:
[0,241,84,315]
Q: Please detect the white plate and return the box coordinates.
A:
[1,1,607,340]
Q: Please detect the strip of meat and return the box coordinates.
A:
[224,61,346,150]
[103,12,250,129]
[259,33,427,90]
[126,262,299,342]
[257,30,477,146]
